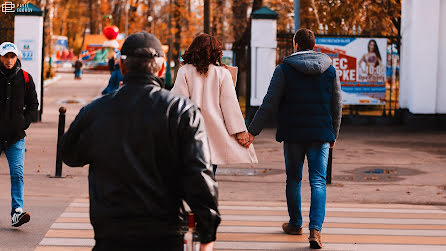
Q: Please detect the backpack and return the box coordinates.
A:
[22,70,30,92]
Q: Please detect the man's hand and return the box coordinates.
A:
[200,241,214,251]
[247,132,255,146]
[236,131,250,148]
[330,142,335,148]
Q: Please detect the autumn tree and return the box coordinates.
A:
[265,0,294,32]
[299,0,400,37]
[231,0,263,97]
[0,0,29,44]
[211,0,228,44]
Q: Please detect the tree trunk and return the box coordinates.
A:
[212,0,225,40]
[232,0,263,97]
[173,0,182,77]
[89,0,97,34]
[204,0,210,33]
[113,0,123,29]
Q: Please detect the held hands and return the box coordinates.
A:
[200,242,214,251]
[236,131,255,148]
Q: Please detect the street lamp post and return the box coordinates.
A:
[147,15,153,33]
[204,0,210,33]
[294,0,300,32]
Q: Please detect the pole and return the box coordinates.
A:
[327,148,333,184]
[294,0,300,32]
[204,0,210,33]
[51,107,66,178]
[40,25,45,121]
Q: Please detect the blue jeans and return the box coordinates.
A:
[283,142,329,231]
[2,138,26,215]
[213,165,217,176]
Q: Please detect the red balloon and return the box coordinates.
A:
[103,26,119,40]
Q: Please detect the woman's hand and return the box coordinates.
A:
[236,131,252,148]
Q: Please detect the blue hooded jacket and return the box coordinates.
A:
[101,64,123,95]
[248,50,342,143]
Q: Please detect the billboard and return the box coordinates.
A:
[315,37,387,105]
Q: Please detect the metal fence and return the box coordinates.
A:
[277,32,401,120]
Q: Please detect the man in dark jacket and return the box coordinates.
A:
[0,42,39,227]
[101,59,123,95]
[61,32,220,251]
[244,29,342,249]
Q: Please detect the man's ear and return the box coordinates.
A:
[155,57,166,77]
[294,43,299,52]
[119,58,127,75]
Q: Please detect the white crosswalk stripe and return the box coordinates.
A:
[36,199,446,250]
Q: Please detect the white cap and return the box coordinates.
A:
[0,42,20,57]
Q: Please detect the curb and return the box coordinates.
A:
[43,75,63,88]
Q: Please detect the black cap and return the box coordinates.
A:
[120,32,164,58]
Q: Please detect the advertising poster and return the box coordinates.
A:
[222,50,235,66]
[315,37,387,105]
[17,39,35,61]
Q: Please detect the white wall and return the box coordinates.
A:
[250,19,277,106]
[436,0,446,113]
[399,0,412,110]
[400,0,445,114]
[14,16,44,110]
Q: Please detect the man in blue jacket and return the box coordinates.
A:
[245,28,342,249]
[101,57,123,95]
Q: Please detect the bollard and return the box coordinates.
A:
[327,148,333,185]
[50,107,66,178]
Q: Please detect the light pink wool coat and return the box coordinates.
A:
[172,64,258,165]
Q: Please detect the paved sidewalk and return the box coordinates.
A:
[36,199,446,250]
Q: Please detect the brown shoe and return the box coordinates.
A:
[282,223,303,235]
[309,229,322,249]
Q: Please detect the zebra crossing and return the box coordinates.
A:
[36,199,446,250]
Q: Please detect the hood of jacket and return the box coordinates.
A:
[283,50,331,75]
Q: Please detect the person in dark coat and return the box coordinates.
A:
[245,28,342,249]
[61,32,220,251]
[101,59,123,95]
[0,42,39,227]
[74,59,83,79]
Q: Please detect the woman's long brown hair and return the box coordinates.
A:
[182,33,224,75]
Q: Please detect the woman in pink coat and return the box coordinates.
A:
[172,34,257,175]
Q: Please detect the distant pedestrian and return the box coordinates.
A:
[245,28,342,249]
[172,33,257,176]
[107,56,115,74]
[0,42,39,227]
[61,32,220,250]
[101,57,123,95]
[74,59,83,80]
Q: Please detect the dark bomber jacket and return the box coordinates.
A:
[61,72,220,245]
